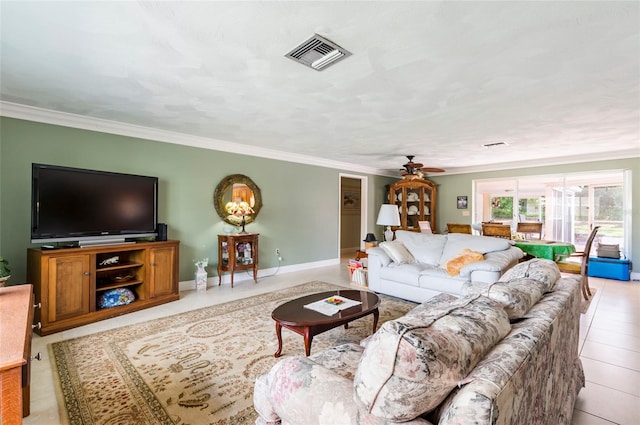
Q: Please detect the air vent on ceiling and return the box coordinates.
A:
[285,34,351,71]
[482,141,510,148]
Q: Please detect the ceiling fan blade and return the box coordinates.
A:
[403,161,423,169]
[398,156,445,176]
[420,167,446,173]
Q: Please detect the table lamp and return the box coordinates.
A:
[376,204,401,241]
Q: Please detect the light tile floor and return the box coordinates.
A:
[573,275,640,425]
[23,260,639,424]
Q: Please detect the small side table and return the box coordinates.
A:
[217,233,259,287]
[355,250,368,261]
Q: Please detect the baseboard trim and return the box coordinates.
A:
[178,257,341,291]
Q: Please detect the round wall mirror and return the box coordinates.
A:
[214,174,262,226]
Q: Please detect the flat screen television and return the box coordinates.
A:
[31,163,158,247]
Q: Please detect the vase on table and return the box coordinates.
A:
[195,267,207,292]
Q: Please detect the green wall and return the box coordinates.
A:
[1,117,636,282]
[0,117,388,283]
[430,159,640,272]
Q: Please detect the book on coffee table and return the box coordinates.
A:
[304,296,362,316]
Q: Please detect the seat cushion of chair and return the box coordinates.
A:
[557,259,581,273]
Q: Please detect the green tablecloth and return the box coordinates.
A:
[514,241,576,261]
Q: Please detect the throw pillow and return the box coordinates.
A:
[499,258,560,291]
[379,241,416,264]
[394,230,447,266]
[439,233,511,265]
[353,293,511,421]
[461,277,548,320]
[442,248,484,276]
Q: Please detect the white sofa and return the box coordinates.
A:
[367,230,524,303]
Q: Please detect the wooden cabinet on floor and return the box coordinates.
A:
[387,178,438,233]
[27,240,180,336]
[0,284,36,423]
[217,233,259,287]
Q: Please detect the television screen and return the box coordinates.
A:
[31,164,158,245]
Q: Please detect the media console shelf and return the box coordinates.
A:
[27,240,180,336]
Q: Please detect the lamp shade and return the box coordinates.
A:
[376,204,401,226]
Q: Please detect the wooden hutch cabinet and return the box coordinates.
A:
[27,240,180,336]
[387,178,437,233]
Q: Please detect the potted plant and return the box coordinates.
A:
[0,256,10,287]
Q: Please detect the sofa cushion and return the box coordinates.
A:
[380,263,431,287]
[419,268,468,294]
[439,233,512,265]
[257,348,363,425]
[442,248,484,276]
[461,277,548,320]
[353,293,511,421]
[499,258,560,291]
[395,231,447,266]
[308,343,364,381]
[379,240,416,264]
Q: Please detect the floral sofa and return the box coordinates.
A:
[367,230,524,303]
[254,259,584,425]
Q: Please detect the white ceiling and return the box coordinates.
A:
[1,1,639,176]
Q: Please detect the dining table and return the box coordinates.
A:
[513,240,576,261]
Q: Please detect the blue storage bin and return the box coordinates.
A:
[588,257,631,281]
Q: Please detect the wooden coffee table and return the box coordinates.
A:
[272,290,380,357]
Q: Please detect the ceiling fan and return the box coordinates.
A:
[400,155,445,177]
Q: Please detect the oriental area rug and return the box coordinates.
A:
[50,281,417,425]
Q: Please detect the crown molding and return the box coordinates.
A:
[2,101,637,178]
[442,149,640,176]
[0,101,383,176]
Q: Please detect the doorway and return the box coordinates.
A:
[339,174,367,260]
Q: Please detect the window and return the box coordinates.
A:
[474,171,629,255]
[490,196,513,221]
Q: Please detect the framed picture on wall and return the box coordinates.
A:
[457,196,468,209]
[342,191,361,214]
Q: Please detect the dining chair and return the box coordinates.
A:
[516,222,543,239]
[482,223,512,239]
[447,223,472,234]
[418,221,433,234]
[555,226,600,300]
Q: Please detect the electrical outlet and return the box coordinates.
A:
[275,248,280,256]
